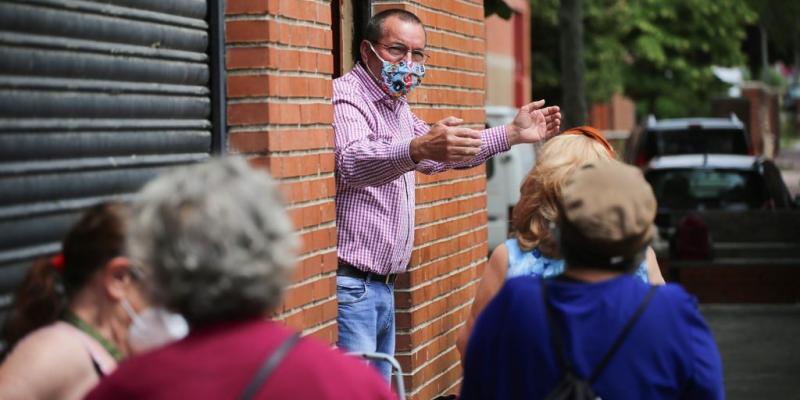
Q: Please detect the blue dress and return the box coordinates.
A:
[505,238,650,282]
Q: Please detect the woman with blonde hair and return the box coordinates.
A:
[457,127,664,357]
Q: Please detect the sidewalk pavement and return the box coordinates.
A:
[776,140,800,197]
[702,304,800,400]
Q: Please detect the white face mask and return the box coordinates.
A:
[122,299,189,354]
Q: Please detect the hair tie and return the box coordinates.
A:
[563,126,617,158]
[51,253,65,271]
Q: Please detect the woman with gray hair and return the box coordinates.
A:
[87,158,393,400]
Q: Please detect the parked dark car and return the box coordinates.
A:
[644,154,795,260]
[646,154,793,213]
[627,115,751,167]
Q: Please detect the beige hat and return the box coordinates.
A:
[558,161,657,266]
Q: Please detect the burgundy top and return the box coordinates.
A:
[86,319,395,400]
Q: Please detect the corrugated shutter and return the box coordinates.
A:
[0,0,221,308]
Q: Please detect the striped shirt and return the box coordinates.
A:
[333,63,510,274]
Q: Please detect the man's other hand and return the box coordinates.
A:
[506,100,561,145]
[410,117,483,162]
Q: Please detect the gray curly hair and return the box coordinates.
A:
[128,157,298,327]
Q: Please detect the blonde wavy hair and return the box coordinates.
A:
[511,127,617,257]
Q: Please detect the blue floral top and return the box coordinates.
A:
[505,238,650,283]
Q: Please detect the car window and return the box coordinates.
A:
[655,129,749,156]
[646,169,767,211]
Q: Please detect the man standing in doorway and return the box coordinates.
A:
[333,8,561,379]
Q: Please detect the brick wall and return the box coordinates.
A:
[669,264,800,303]
[224,0,339,344]
[741,82,780,158]
[371,1,490,398]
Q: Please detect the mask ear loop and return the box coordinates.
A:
[121,298,144,330]
[362,42,393,92]
[367,42,389,64]
[563,126,617,158]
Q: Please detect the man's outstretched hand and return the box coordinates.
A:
[410,117,483,163]
[506,100,561,145]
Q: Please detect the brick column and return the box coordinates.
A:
[224,0,339,343]
[371,1,490,398]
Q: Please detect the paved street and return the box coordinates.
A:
[701,304,800,399]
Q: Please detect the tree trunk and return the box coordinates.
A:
[759,24,769,81]
[559,0,587,128]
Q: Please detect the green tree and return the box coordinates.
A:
[559,0,588,126]
[623,0,756,117]
[528,0,756,119]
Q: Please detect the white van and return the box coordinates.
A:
[485,106,536,251]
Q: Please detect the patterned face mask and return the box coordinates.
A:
[368,42,425,98]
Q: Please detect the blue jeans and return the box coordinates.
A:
[336,274,395,380]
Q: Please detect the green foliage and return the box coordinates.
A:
[530,0,757,118]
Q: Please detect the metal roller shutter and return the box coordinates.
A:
[0,0,225,310]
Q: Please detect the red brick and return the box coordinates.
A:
[395,305,471,351]
[229,129,334,154]
[292,250,338,282]
[281,274,335,311]
[415,176,486,204]
[416,166,486,185]
[228,102,332,126]
[305,322,338,345]
[279,177,336,204]
[283,297,338,331]
[225,0,269,15]
[226,19,332,49]
[413,211,486,245]
[423,69,485,90]
[410,228,488,266]
[228,74,332,99]
[253,152,335,179]
[415,195,486,225]
[400,244,487,287]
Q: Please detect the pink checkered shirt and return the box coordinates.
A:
[333,63,510,275]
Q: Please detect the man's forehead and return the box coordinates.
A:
[380,16,426,47]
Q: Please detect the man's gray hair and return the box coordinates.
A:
[128,157,298,327]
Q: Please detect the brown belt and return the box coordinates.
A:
[337,261,397,285]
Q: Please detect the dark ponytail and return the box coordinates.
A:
[2,257,66,354]
[2,202,128,356]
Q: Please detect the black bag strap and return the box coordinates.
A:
[541,280,573,374]
[589,285,657,382]
[240,333,301,400]
[541,280,658,383]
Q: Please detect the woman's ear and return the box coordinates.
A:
[102,256,133,301]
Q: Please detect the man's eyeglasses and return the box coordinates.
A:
[372,42,429,64]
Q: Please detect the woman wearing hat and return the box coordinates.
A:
[457,127,664,357]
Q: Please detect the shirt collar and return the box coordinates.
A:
[354,62,406,106]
